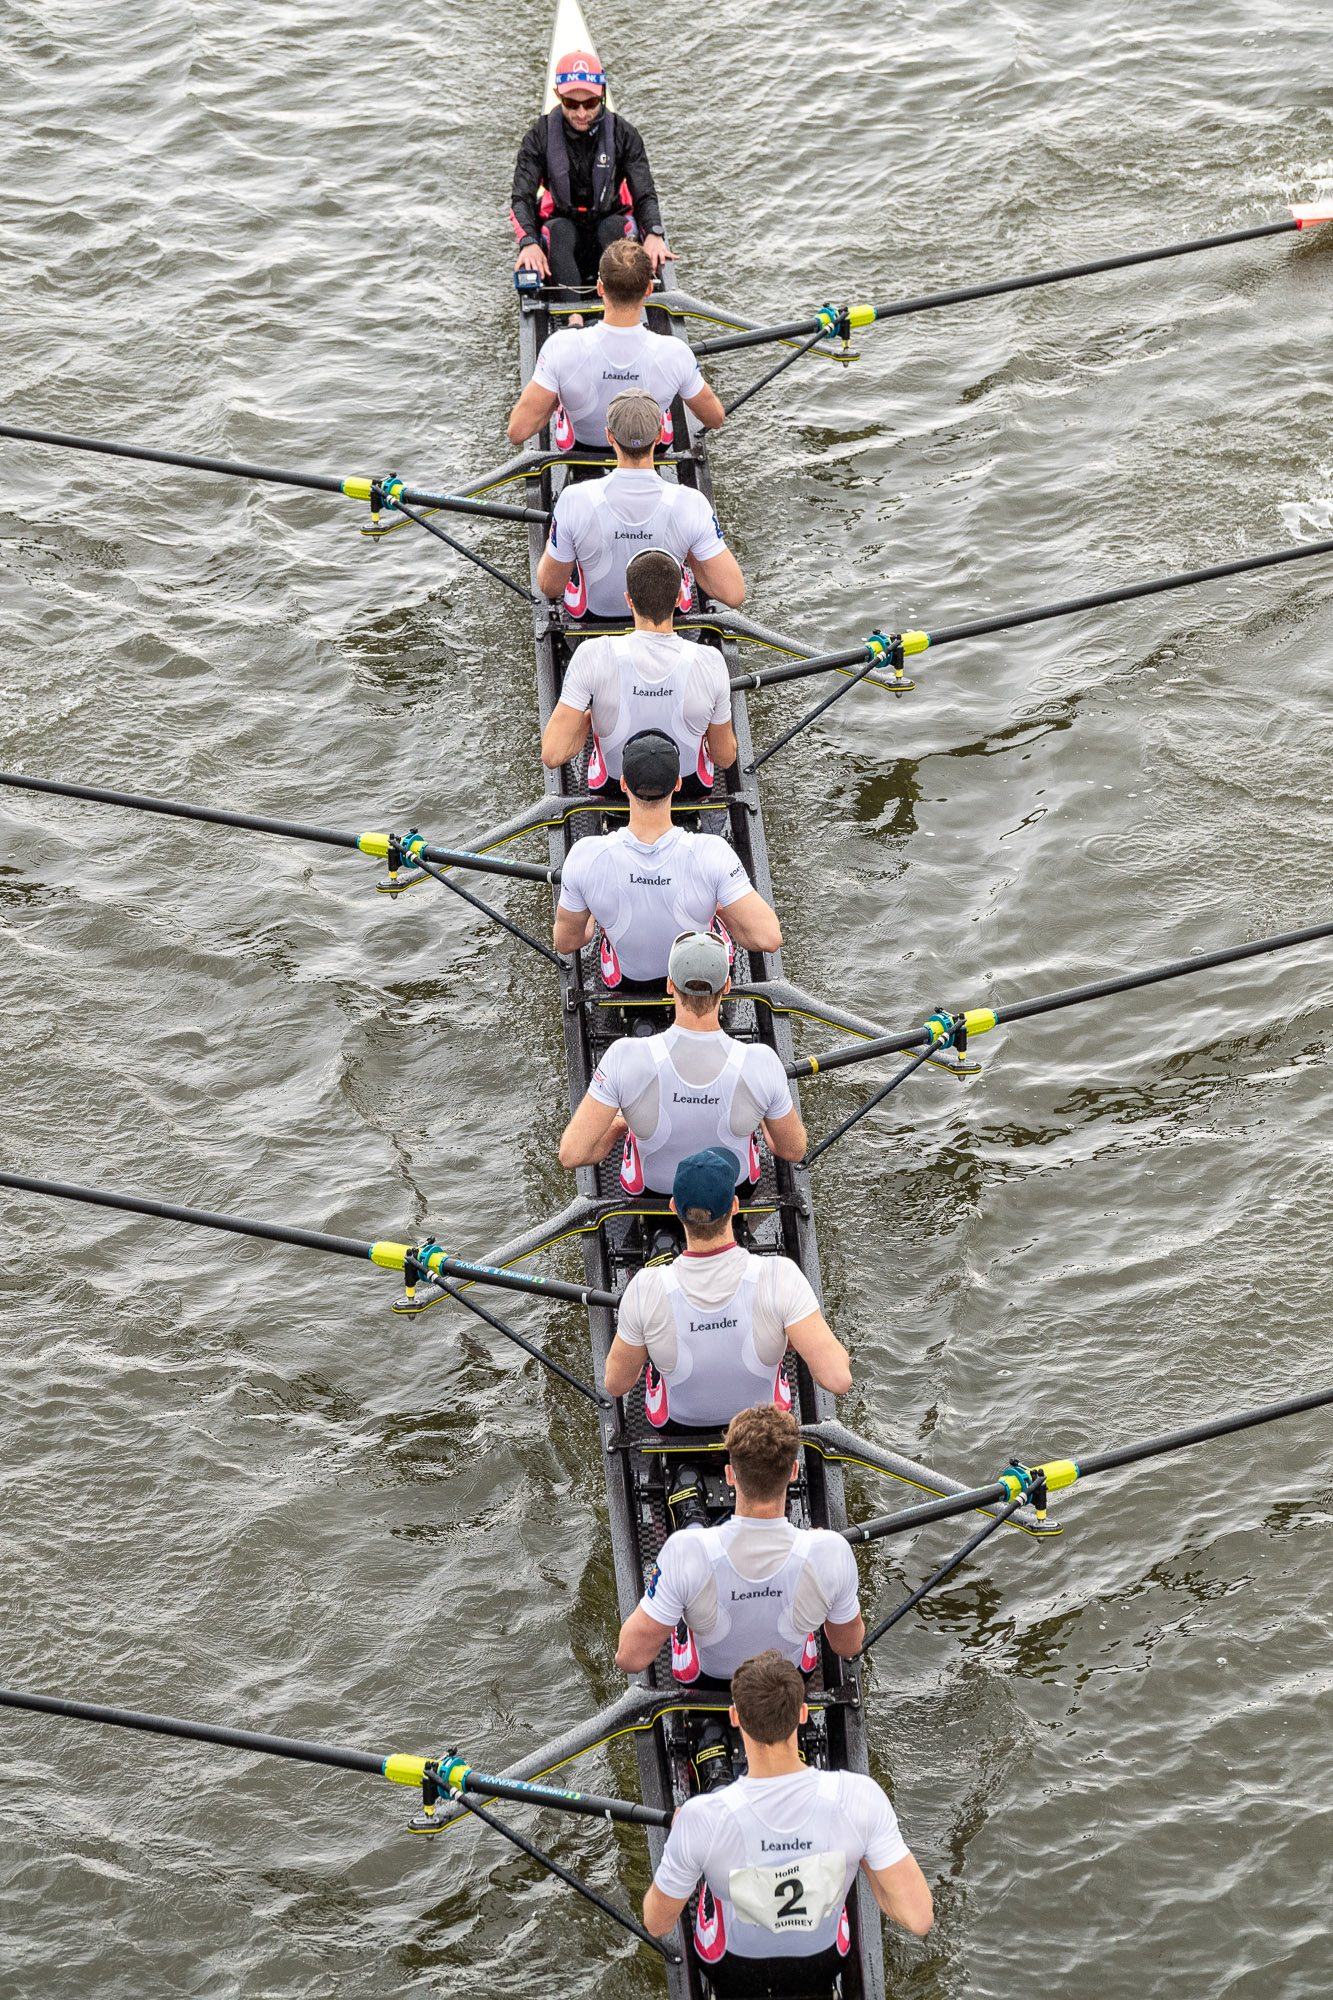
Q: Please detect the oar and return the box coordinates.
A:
[788,916,1333,1085]
[0,1683,666,1824]
[691,202,1333,357]
[732,531,1333,730]
[0,770,557,884]
[841,1380,1333,1546]
[0,768,563,967]
[0,1682,676,1959]
[0,1170,619,1311]
[0,420,548,525]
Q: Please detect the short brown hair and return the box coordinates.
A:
[681,1206,731,1242]
[725,1404,799,1504]
[731,1652,804,1743]
[599,237,653,305]
[624,549,682,624]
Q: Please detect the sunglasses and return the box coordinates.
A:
[561,94,602,110]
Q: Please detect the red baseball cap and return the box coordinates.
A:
[554,50,605,97]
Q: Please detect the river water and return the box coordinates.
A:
[1,0,1331,1994]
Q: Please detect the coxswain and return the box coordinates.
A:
[604,1147,851,1424]
[615,1405,865,1685]
[553,731,780,993]
[542,551,735,799]
[558,929,805,1199]
[511,51,669,311]
[643,1651,934,1981]
[537,389,745,621]
[507,239,723,450]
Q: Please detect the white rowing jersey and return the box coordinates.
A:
[546,468,725,620]
[640,1513,860,1681]
[617,1244,821,1425]
[532,320,705,446]
[589,1023,792,1194]
[653,1766,909,1965]
[558,826,751,985]
[558,630,732,791]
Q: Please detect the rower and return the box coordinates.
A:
[507,239,724,450]
[643,1651,934,1985]
[558,929,805,1199]
[542,551,736,799]
[510,50,669,314]
[536,389,746,620]
[605,1146,851,1423]
[615,1405,865,1686]
[552,732,780,994]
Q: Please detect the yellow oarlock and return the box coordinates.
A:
[356,832,391,858]
[846,304,877,329]
[962,1007,998,1036]
[900,630,930,654]
[999,1458,1081,1502]
[341,477,373,501]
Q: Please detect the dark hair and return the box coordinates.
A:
[724,1404,800,1504]
[599,237,654,305]
[624,549,682,625]
[731,1652,805,1743]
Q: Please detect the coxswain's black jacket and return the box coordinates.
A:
[511,109,664,246]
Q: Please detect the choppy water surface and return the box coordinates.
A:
[1,0,1331,1993]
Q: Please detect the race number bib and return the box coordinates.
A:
[728,1850,846,1933]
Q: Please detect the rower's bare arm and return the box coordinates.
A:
[604,1333,646,1398]
[823,1611,865,1658]
[785,1308,851,1396]
[507,380,561,446]
[762,1107,808,1161]
[720,887,781,952]
[541,702,592,769]
[684,383,726,429]
[558,1095,626,1168]
[537,550,575,599]
[553,905,595,954]
[862,1852,934,1937]
[704,718,738,769]
[616,1605,673,1672]
[643,1883,689,1937]
[690,547,746,608]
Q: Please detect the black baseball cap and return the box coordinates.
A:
[621,728,680,799]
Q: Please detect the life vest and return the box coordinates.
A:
[544,107,625,219]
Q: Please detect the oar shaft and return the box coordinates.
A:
[0,1171,619,1308]
[0,1685,385,1775]
[453,1766,669,1828]
[845,1381,1333,1544]
[0,1169,372,1260]
[0,770,556,882]
[926,534,1333,651]
[0,420,545,525]
[790,917,1333,1078]
[692,218,1299,355]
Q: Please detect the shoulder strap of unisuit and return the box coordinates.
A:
[545,107,571,212]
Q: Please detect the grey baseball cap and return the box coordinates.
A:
[668,929,731,997]
[606,388,662,452]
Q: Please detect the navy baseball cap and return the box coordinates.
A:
[673,1147,742,1220]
